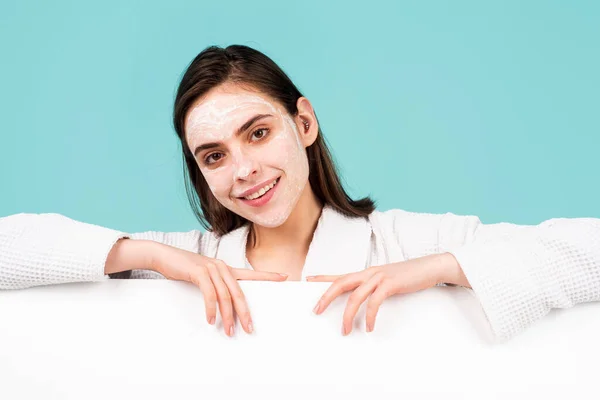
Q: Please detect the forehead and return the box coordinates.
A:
[184,85,283,141]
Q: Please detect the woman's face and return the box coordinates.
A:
[185,84,311,228]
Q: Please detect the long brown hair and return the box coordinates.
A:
[173,45,375,236]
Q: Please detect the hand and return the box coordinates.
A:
[306,253,465,335]
[148,242,288,337]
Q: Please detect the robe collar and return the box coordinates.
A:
[215,204,373,279]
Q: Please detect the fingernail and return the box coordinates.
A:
[313,302,320,314]
[366,324,373,333]
[208,317,215,325]
[248,321,253,334]
[228,325,234,337]
[342,325,347,336]
[278,273,288,278]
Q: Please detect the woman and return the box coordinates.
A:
[1,45,599,341]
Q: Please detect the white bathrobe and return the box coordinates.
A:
[1,204,599,341]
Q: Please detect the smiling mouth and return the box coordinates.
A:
[237,177,281,200]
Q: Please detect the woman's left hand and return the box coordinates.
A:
[306,252,469,335]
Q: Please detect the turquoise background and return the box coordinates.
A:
[1,0,598,233]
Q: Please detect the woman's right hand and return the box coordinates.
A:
[106,239,288,337]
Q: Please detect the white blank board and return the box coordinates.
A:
[0,280,598,399]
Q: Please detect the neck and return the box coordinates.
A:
[249,183,324,251]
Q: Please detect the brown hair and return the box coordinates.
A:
[173,44,375,237]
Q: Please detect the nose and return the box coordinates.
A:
[232,149,260,182]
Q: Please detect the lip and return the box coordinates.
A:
[236,177,280,198]
[238,177,280,208]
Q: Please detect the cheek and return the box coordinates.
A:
[260,132,304,169]
[202,166,233,196]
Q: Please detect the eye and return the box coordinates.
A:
[204,152,224,165]
[251,128,269,141]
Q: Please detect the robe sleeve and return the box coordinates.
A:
[383,209,600,340]
[0,212,203,290]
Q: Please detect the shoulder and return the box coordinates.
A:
[369,207,446,228]
[369,207,485,240]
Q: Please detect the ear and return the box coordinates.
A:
[295,97,319,148]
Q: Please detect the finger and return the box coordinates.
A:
[305,274,345,282]
[189,267,218,326]
[206,263,235,337]
[365,283,394,333]
[314,268,382,314]
[218,263,253,334]
[313,273,364,315]
[342,273,383,335]
[233,268,288,281]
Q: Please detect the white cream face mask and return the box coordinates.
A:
[185,86,309,228]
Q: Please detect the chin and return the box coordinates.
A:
[247,211,290,228]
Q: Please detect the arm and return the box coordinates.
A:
[0,212,203,289]
[107,229,204,280]
[382,209,600,340]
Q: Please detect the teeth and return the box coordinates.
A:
[244,179,278,200]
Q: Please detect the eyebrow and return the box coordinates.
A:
[192,113,273,157]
